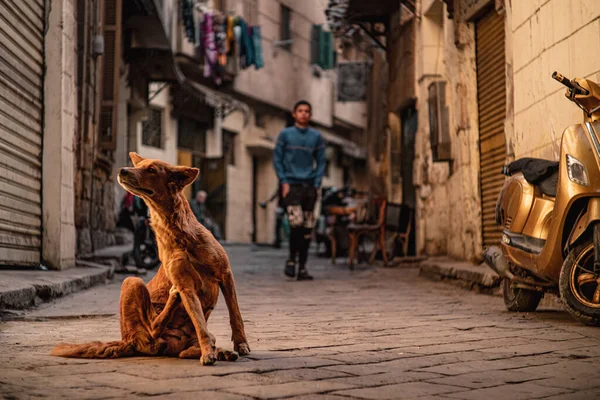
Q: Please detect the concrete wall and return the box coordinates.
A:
[43,0,77,269]
[231,0,338,128]
[223,110,255,243]
[411,0,482,260]
[509,0,600,161]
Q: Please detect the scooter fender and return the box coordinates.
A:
[567,197,600,250]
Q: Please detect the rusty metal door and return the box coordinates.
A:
[476,9,506,249]
[0,0,45,266]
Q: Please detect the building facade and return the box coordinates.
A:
[335,0,600,262]
[1,0,79,269]
[119,0,369,246]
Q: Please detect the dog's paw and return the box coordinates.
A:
[235,342,251,356]
[217,348,239,362]
[201,352,217,366]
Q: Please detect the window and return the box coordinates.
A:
[222,130,237,166]
[142,107,163,148]
[428,81,451,162]
[178,117,206,154]
[280,5,292,51]
[310,24,334,70]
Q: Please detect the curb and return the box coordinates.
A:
[419,259,502,296]
[0,262,114,312]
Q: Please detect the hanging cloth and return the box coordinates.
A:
[237,18,254,69]
[202,12,217,78]
[245,24,255,68]
[182,0,195,42]
[226,16,235,54]
[214,13,228,66]
[252,26,264,70]
[192,5,203,46]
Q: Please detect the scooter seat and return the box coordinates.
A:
[537,171,558,197]
[503,157,559,197]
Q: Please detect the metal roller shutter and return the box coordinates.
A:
[476,10,506,249]
[0,0,45,266]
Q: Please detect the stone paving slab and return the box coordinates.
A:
[0,263,114,311]
[1,246,600,399]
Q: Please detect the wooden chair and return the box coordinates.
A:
[385,203,413,259]
[347,198,387,269]
[327,195,368,264]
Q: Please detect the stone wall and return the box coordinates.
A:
[73,0,119,256]
[43,0,78,268]
[411,0,482,260]
[509,0,600,161]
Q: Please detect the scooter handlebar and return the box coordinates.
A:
[552,71,575,89]
[552,71,590,95]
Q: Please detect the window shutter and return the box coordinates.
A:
[318,29,327,68]
[311,25,321,65]
[429,81,451,161]
[324,31,334,69]
[99,0,122,151]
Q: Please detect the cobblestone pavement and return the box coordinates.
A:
[2,246,600,399]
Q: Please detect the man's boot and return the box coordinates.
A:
[297,267,313,281]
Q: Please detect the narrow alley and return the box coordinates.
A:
[1,246,599,399]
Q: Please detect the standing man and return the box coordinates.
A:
[274,100,326,280]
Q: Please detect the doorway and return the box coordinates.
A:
[401,105,417,256]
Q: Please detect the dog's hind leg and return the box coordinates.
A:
[219,270,251,355]
[120,277,165,355]
[167,257,218,365]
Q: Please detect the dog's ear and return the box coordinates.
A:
[170,167,199,189]
[129,152,145,166]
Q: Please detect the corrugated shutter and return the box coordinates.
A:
[0,0,45,266]
[476,10,506,248]
[99,0,122,151]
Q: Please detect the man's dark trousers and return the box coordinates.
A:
[283,183,318,267]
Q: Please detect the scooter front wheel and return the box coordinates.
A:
[502,278,543,312]
[559,240,600,326]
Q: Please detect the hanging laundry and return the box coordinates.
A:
[246,24,255,68]
[214,13,228,66]
[226,15,235,54]
[202,11,217,78]
[193,4,203,46]
[182,0,195,42]
[252,26,264,70]
[236,18,255,69]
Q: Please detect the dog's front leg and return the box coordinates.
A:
[150,287,180,340]
[168,258,217,365]
[219,270,251,355]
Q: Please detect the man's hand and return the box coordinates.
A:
[282,183,290,198]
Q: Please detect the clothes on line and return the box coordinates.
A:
[180,2,265,85]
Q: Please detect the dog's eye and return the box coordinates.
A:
[147,167,156,174]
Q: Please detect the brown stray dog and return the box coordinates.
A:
[52,153,250,365]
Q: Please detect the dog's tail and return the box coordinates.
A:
[51,340,136,359]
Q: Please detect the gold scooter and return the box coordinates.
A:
[484,72,600,325]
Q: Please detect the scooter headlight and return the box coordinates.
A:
[566,154,589,186]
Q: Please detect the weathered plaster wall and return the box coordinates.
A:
[412,0,482,260]
[509,0,600,161]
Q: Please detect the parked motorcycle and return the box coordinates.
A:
[133,209,160,270]
[484,71,600,325]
